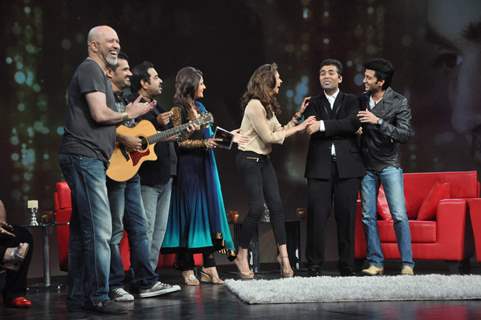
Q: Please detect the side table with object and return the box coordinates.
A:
[24,200,61,290]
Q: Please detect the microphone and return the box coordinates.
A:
[358,91,370,111]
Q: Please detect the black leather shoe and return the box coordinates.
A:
[83,300,128,314]
[340,269,355,277]
[307,265,321,276]
[67,303,84,313]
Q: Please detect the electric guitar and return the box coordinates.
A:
[107,112,214,182]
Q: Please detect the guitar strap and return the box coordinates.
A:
[151,104,161,117]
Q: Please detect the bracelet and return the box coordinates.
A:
[292,112,302,124]
[120,112,130,122]
[203,139,209,149]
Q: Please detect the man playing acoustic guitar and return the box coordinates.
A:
[129,61,192,275]
[106,54,181,302]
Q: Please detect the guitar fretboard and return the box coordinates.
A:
[145,114,212,144]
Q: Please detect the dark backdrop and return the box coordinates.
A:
[1,0,480,277]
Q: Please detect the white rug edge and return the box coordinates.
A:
[224,275,481,305]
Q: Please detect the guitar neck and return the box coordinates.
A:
[146,112,213,144]
[147,122,192,144]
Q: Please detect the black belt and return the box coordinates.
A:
[239,150,268,158]
[331,154,337,162]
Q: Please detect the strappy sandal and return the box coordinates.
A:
[181,270,200,286]
[277,255,294,278]
[200,268,224,285]
[233,258,254,279]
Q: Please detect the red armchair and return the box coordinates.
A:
[53,181,202,272]
[53,181,71,272]
[354,171,480,263]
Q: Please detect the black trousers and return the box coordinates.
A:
[176,250,216,271]
[306,160,360,272]
[236,151,287,249]
[0,225,33,301]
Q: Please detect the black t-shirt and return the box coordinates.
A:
[59,58,116,163]
[137,102,178,186]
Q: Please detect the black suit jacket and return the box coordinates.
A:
[304,91,365,179]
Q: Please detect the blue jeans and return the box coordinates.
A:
[58,154,112,306]
[107,175,157,290]
[140,178,173,270]
[361,166,414,267]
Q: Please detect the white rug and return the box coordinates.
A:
[225,275,481,304]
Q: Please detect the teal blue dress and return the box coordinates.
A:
[162,102,235,253]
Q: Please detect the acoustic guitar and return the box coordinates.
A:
[107,112,213,182]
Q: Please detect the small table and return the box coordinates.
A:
[23,222,54,288]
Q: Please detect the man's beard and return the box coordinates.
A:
[150,90,162,99]
[365,86,378,95]
[106,54,118,68]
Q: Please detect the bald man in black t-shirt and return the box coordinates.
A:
[58,25,152,315]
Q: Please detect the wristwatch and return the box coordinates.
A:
[377,118,384,126]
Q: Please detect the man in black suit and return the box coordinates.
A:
[303,59,365,276]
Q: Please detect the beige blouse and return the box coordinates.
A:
[238,99,296,155]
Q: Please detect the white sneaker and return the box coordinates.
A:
[401,265,415,275]
[110,287,135,302]
[362,265,384,276]
[138,281,181,298]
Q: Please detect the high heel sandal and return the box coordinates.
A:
[277,255,294,278]
[200,268,224,285]
[1,243,29,271]
[181,270,200,286]
[233,258,254,280]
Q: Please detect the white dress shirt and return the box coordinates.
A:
[369,95,381,109]
[319,89,340,156]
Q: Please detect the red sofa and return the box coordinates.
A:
[354,171,480,263]
[468,198,481,262]
[54,181,201,272]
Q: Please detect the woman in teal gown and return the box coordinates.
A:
[163,66,238,285]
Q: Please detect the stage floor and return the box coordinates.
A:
[2,264,481,320]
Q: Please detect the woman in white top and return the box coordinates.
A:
[233,63,314,278]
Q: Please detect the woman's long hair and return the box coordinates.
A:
[173,66,203,112]
[241,63,281,119]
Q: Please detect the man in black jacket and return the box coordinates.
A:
[357,58,415,276]
[304,59,365,276]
